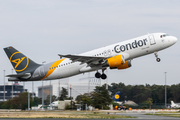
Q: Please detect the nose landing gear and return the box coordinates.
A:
[154,52,161,62]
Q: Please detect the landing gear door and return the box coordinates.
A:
[148,34,156,45]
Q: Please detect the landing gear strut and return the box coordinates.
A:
[95,69,107,80]
[154,52,161,62]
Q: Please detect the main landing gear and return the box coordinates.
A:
[95,69,107,80]
[154,52,161,62]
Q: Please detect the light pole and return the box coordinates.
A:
[3,70,5,101]
[106,70,108,90]
[41,61,46,110]
[12,69,13,98]
[70,84,72,110]
[42,80,44,110]
[59,79,61,99]
[164,72,167,108]
[32,81,34,101]
[23,82,25,92]
[28,90,30,110]
[50,80,52,110]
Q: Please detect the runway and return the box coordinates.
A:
[116,112,180,119]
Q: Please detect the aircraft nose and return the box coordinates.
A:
[172,36,177,44]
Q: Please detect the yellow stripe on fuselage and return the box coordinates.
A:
[41,59,65,80]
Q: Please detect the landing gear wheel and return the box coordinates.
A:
[156,58,161,62]
[154,52,161,62]
[101,74,107,80]
[95,72,101,78]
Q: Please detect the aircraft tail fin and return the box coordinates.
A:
[171,101,175,105]
[4,46,40,74]
[112,91,121,101]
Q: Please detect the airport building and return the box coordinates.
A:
[38,77,106,100]
[38,84,52,99]
[0,82,24,102]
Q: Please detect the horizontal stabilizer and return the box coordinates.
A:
[6,73,31,78]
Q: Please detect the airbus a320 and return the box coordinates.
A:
[4,33,177,81]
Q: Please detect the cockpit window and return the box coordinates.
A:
[160,34,169,38]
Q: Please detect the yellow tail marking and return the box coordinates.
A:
[10,52,29,72]
[41,59,65,80]
[11,57,25,68]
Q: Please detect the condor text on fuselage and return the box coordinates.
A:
[114,39,148,53]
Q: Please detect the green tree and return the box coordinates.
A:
[75,93,91,106]
[91,85,112,109]
[170,84,180,102]
[144,98,153,109]
[44,95,57,105]
[58,87,69,100]
[0,92,33,110]
[33,97,42,106]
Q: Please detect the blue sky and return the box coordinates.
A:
[0,0,180,92]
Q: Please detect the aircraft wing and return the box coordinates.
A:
[58,54,107,66]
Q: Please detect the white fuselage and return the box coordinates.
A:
[42,33,177,80]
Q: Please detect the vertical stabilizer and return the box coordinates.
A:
[171,101,175,105]
[4,46,40,74]
[112,91,121,101]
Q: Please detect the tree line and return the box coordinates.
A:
[108,82,180,104]
[0,85,112,110]
[0,82,180,110]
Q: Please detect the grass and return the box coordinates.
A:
[146,112,180,118]
[0,111,135,119]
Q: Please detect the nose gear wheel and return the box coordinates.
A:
[154,52,161,62]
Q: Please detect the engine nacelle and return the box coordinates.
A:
[106,55,131,69]
[117,60,131,69]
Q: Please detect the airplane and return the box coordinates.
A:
[170,101,180,108]
[4,33,177,81]
[49,101,59,108]
[112,91,121,102]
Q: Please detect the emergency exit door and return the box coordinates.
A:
[148,34,156,45]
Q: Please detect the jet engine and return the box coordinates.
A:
[106,55,132,69]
